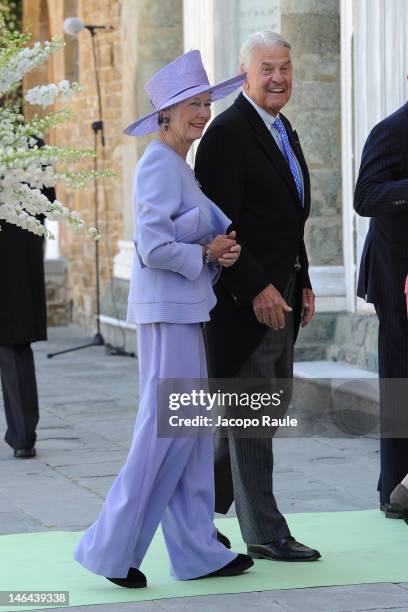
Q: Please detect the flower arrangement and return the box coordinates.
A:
[0,18,113,239]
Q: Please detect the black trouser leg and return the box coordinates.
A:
[375,306,408,504]
[214,273,298,542]
[214,427,235,513]
[0,344,39,450]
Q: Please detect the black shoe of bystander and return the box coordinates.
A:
[13,448,36,459]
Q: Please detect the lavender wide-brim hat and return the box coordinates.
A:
[124,50,246,137]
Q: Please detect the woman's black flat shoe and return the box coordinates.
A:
[199,553,254,578]
[106,567,147,588]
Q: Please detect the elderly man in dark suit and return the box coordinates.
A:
[354,99,408,519]
[195,31,320,561]
[0,179,55,458]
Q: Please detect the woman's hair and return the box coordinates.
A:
[240,31,291,70]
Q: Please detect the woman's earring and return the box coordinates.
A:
[158,114,170,131]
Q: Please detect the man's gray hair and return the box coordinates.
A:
[240,31,291,70]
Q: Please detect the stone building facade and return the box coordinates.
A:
[22,0,408,371]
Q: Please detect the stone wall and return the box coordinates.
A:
[295,312,379,372]
[45,258,70,326]
[119,0,184,242]
[54,0,124,330]
[23,0,53,123]
[281,0,342,266]
[22,0,122,329]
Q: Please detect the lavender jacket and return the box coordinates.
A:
[126,140,231,324]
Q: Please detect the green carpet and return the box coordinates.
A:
[0,510,407,611]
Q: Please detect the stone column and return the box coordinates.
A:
[215,0,281,115]
[281,0,343,311]
[353,0,408,313]
[184,0,282,156]
[112,0,183,283]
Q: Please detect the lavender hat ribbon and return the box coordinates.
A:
[124,50,246,137]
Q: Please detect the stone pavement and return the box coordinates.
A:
[0,326,407,612]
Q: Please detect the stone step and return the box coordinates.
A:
[99,315,137,356]
[294,360,377,379]
[292,360,379,438]
[295,312,378,372]
[294,344,328,361]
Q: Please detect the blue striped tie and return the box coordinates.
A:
[273,116,303,203]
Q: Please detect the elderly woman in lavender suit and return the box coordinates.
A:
[74,51,254,588]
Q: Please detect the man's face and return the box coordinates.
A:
[242,44,293,116]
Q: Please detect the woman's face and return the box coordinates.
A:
[164,93,212,143]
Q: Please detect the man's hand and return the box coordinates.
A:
[218,243,241,267]
[301,287,315,327]
[252,283,293,330]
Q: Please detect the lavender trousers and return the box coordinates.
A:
[74,322,235,580]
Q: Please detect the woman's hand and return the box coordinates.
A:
[205,233,236,261]
[204,231,241,268]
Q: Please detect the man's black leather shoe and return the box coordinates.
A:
[13,448,36,459]
[216,529,231,548]
[380,502,404,519]
[247,537,321,562]
[106,567,147,588]
[197,553,253,578]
